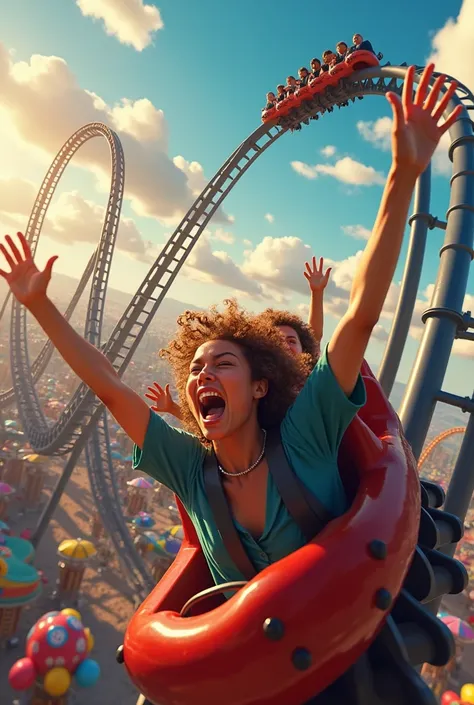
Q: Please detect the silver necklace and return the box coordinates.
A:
[218,430,267,477]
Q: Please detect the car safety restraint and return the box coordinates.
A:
[203,428,333,581]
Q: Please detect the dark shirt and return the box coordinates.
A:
[265,101,275,110]
[277,93,286,102]
[310,68,321,80]
[299,74,310,87]
[348,39,375,55]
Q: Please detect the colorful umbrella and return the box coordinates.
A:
[141,532,169,555]
[160,525,183,556]
[58,538,97,561]
[440,615,474,643]
[0,482,15,496]
[132,513,155,529]
[127,477,152,489]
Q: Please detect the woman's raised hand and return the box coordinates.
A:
[145,382,176,414]
[0,232,58,309]
[387,63,463,176]
[304,256,332,292]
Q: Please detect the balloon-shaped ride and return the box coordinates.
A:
[8,608,100,697]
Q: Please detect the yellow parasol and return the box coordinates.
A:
[57,538,97,561]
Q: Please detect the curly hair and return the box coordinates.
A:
[257,308,320,366]
[160,299,308,439]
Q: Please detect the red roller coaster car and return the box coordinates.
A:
[262,50,380,123]
[346,49,380,71]
[123,361,420,705]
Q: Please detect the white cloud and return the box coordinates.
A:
[428,0,474,95]
[76,0,163,51]
[424,0,474,176]
[291,161,319,180]
[292,156,385,186]
[241,236,347,302]
[0,181,161,265]
[112,98,168,144]
[242,236,312,296]
[211,228,235,245]
[357,117,392,151]
[264,213,275,224]
[0,42,228,226]
[372,324,389,342]
[320,145,336,157]
[357,115,451,177]
[297,303,309,317]
[185,237,263,297]
[47,191,160,263]
[0,177,36,216]
[172,156,206,196]
[341,224,372,240]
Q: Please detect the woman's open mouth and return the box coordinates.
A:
[198,390,226,426]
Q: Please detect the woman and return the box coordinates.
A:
[0,65,460,586]
[146,254,331,419]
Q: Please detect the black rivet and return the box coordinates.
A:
[292,647,312,670]
[369,540,387,560]
[263,617,285,641]
[116,644,124,664]
[375,588,392,610]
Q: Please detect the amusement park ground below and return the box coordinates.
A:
[0,458,172,703]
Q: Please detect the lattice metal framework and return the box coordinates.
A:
[2,65,473,601]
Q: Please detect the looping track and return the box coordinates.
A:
[1,65,472,598]
[418,427,466,469]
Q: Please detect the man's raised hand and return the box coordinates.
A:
[304,256,332,293]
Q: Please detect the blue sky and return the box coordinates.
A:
[0,0,472,399]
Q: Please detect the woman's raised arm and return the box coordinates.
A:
[0,231,150,448]
[328,64,462,397]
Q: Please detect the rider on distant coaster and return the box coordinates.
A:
[0,65,461,591]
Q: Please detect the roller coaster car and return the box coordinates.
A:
[261,106,278,123]
[123,361,423,705]
[308,74,327,97]
[287,91,303,109]
[295,85,312,102]
[275,98,292,117]
[313,70,333,90]
[346,49,380,71]
[329,61,353,81]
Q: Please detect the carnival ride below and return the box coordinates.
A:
[121,363,466,705]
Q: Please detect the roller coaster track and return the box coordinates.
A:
[418,426,466,469]
[1,64,473,601]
